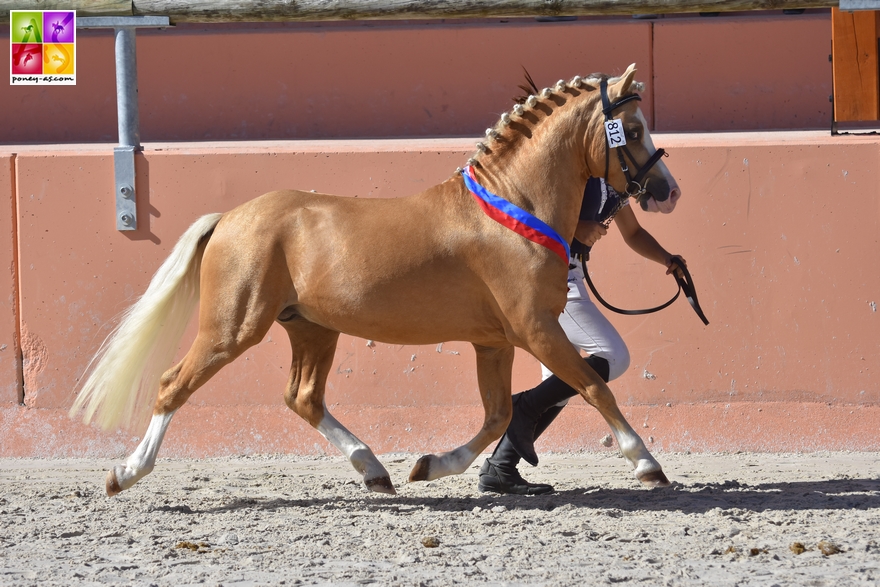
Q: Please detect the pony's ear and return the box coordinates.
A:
[609,63,637,97]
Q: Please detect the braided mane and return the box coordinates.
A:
[514,68,540,104]
[458,69,645,173]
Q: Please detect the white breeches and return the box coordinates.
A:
[540,260,631,389]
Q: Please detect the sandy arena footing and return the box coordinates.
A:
[0,452,878,586]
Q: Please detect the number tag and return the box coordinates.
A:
[604,118,627,149]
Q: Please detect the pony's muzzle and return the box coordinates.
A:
[640,178,680,214]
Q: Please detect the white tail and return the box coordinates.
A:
[70,213,224,431]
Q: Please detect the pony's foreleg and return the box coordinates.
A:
[106,411,175,496]
[409,345,514,482]
[315,410,394,494]
[282,320,394,494]
[525,321,669,487]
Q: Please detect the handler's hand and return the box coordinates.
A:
[575,220,607,247]
[666,255,687,279]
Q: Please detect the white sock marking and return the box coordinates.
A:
[114,412,175,490]
[316,411,389,483]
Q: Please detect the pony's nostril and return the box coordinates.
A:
[669,186,681,205]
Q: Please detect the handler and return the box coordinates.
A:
[478,176,686,495]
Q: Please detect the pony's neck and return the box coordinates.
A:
[472,92,601,246]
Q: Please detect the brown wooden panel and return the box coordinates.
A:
[832,7,880,122]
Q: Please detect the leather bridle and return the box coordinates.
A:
[583,80,708,325]
[600,78,669,200]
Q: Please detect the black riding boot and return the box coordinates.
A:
[478,401,564,495]
[506,355,611,466]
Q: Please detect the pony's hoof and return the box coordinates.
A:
[105,469,122,497]
[637,468,670,487]
[365,476,397,495]
[408,455,433,482]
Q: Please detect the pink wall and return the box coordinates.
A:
[0,131,878,457]
[9,143,511,413]
[2,19,651,142]
[653,16,832,131]
[609,132,879,405]
[1,13,830,144]
[0,10,870,459]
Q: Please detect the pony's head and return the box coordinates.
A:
[464,65,679,217]
[586,64,680,214]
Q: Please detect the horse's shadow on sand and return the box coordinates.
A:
[194,477,880,516]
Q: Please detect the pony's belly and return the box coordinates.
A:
[298,298,508,347]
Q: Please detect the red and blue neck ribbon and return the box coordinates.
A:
[462,166,570,264]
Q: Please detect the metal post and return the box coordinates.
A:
[114,27,140,149]
[114,27,139,230]
[77,16,171,231]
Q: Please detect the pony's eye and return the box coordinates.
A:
[629,130,640,141]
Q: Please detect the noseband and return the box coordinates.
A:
[600,78,668,199]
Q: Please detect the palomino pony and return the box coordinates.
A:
[71,64,680,496]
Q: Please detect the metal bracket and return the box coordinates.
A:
[77,16,171,231]
[114,146,137,229]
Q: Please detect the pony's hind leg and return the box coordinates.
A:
[281,318,394,494]
[104,344,228,496]
[106,248,285,496]
[410,345,514,482]
[105,411,174,496]
[105,315,276,496]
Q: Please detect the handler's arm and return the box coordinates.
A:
[613,205,684,275]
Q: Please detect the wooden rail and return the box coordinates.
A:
[1,0,835,23]
[0,1,129,21]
